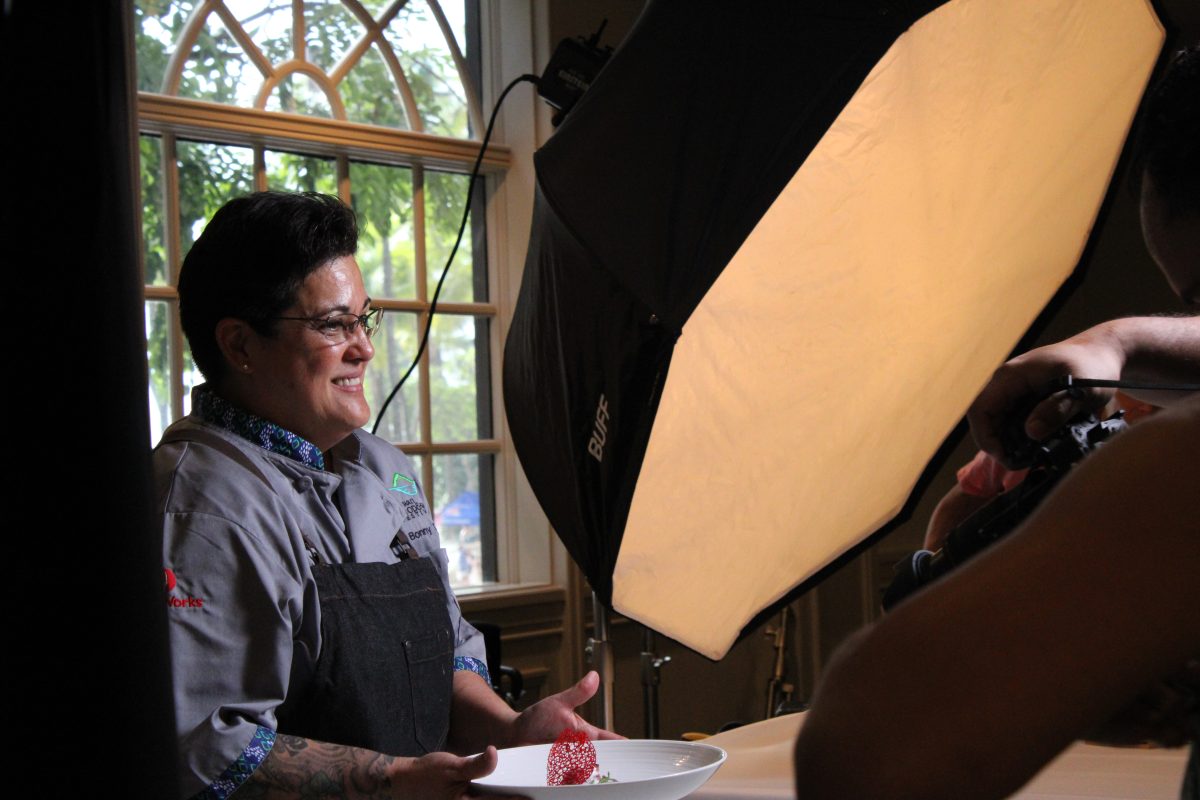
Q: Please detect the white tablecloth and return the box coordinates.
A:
[688,713,1189,799]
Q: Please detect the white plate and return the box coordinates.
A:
[471,739,727,800]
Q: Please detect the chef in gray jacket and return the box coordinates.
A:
[158,191,617,800]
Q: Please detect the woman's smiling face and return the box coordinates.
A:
[243,255,375,450]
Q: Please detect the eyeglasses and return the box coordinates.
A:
[276,308,383,343]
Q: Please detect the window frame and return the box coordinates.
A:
[136,0,560,594]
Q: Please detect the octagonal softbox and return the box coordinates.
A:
[503,0,1163,659]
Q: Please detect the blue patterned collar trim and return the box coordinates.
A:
[194,386,326,471]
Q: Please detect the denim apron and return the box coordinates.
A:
[274,556,455,756]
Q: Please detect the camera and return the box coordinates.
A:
[881,410,1127,611]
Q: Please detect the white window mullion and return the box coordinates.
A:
[136,0,515,590]
[336,154,351,205]
[253,145,267,192]
[413,163,436,501]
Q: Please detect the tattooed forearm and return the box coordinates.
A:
[233,735,399,800]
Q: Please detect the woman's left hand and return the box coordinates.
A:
[509,670,625,746]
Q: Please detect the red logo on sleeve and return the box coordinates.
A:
[164,567,205,609]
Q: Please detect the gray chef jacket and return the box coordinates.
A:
[156,412,486,798]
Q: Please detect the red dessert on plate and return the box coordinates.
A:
[546,729,597,786]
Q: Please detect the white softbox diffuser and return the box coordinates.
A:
[506,0,1164,659]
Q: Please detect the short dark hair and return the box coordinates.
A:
[1138,44,1200,218]
[178,191,358,383]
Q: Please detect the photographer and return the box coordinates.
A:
[794,46,1200,799]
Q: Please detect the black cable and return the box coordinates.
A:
[372,73,540,435]
[1053,375,1200,393]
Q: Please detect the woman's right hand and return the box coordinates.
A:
[388,747,526,800]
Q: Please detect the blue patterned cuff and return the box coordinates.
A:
[454,655,492,687]
[191,726,276,800]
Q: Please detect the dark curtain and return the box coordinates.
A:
[3,1,177,793]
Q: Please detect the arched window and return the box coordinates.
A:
[136,0,506,587]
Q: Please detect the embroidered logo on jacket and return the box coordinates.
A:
[164,567,205,609]
[388,472,419,496]
[401,497,428,521]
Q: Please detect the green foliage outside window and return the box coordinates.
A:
[135,0,493,585]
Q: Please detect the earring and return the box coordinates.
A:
[242,363,251,372]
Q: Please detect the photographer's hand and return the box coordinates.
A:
[968,316,1199,467]
[968,326,1124,466]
